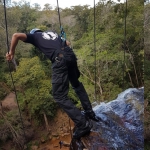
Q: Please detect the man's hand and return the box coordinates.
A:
[66,40,71,46]
[6,52,14,61]
[5,33,27,61]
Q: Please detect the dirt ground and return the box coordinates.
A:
[36,108,74,150]
[1,93,74,150]
[1,92,17,110]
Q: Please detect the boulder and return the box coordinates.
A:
[70,88,144,150]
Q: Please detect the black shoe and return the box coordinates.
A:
[73,120,92,139]
[83,110,100,122]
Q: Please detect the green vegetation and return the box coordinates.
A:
[145,1,150,148]
[0,0,147,149]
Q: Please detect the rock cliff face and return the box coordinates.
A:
[70,87,144,150]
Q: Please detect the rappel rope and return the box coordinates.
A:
[93,0,97,101]
[123,0,127,90]
[56,0,72,140]
[3,0,26,148]
[94,0,127,99]
[56,0,66,41]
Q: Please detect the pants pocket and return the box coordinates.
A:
[52,74,63,95]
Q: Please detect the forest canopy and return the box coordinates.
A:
[0,0,148,149]
[0,0,145,110]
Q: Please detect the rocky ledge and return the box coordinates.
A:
[70,87,144,150]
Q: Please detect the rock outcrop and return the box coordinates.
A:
[70,87,144,150]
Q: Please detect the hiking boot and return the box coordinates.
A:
[73,120,93,139]
[83,110,100,122]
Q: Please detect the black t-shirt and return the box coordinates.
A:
[24,30,62,61]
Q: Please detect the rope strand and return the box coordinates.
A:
[56,0,72,141]
[3,0,26,148]
[56,0,62,29]
[123,0,127,90]
[56,0,66,40]
[94,0,97,101]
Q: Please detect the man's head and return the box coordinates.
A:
[30,28,43,34]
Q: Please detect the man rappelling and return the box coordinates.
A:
[6,28,100,139]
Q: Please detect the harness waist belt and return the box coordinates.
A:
[54,53,64,62]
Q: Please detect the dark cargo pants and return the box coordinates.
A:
[51,56,83,125]
[51,48,92,126]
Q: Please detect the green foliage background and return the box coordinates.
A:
[0,0,145,112]
[0,0,144,119]
[0,0,147,148]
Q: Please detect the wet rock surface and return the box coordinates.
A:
[70,88,144,150]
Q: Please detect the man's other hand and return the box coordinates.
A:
[6,52,14,61]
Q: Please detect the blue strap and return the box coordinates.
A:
[60,26,66,41]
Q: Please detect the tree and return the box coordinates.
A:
[6,57,57,120]
[17,2,39,33]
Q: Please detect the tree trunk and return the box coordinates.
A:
[125,63,134,87]
[43,112,50,132]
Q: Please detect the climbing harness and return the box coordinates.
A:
[3,0,26,148]
[60,26,66,41]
